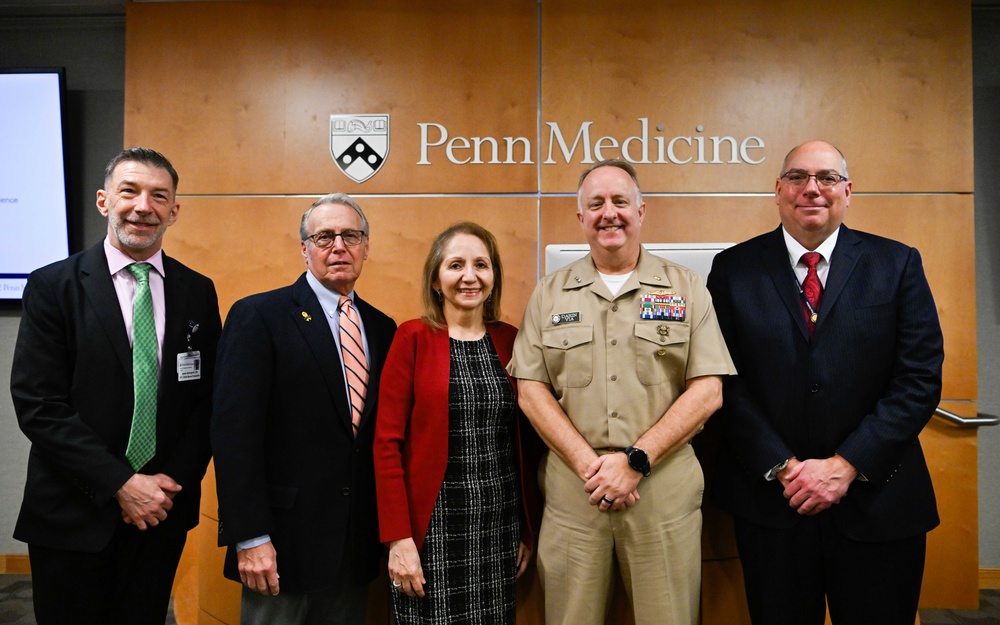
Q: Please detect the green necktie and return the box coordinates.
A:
[126,263,157,471]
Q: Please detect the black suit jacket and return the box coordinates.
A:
[211,273,397,594]
[706,225,943,542]
[11,242,221,551]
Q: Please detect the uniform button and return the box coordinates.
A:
[660,336,666,343]
[612,304,619,312]
[562,339,568,346]
[611,411,619,419]
[810,384,820,393]
[610,375,617,381]
[611,339,617,346]
[342,487,351,496]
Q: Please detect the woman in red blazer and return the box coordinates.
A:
[374,222,540,625]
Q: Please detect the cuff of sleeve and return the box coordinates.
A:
[237,535,271,552]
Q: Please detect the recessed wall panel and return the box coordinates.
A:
[540,0,972,194]
[126,1,539,195]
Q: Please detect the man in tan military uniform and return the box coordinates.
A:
[508,159,735,625]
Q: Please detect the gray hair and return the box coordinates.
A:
[104,147,179,191]
[299,193,370,240]
[576,158,643,213]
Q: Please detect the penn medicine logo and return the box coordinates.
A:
[330,114,389,183]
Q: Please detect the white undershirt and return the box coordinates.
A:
[599,271,633,297]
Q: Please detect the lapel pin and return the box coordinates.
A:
[301,311,312,322]
[186,320,200,350]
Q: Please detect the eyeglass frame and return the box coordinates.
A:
[779,170,849,187]
[303,229,367,248]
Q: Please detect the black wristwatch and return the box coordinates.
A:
[624,446,651,477]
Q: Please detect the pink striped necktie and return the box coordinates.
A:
[338,295,368,436]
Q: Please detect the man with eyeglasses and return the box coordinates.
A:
[212,193,396,624]
[706,140,944,625]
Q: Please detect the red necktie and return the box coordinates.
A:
[338,296,368,437]
[800,252,823,337]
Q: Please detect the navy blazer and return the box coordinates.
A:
[11,242,221,551]
[212,273,397,594]
[706,225,943,542]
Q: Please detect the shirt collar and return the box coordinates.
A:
[634,247,675,287]
[781,226,839,267]
[563,246,671,299]
[103,236,166,277]
[305,270,354,317]
[564,247,675,292]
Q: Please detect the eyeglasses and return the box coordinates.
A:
[780,170,849,187]
[304,230,366,248]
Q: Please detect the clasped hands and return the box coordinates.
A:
[583,452,641,513]
[116,472,182,530]
[778,455,857,516]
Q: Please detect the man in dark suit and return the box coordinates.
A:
[706,140,944,625]
[212,193,397,624]
[10,147,221,625]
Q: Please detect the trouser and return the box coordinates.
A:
[240,559,369,625]
[536,445,704,625]
[734,514,927,625]
[29,522,187,625]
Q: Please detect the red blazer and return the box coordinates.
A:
[374,319,540,551]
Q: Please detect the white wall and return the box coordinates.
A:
[0,318,27,553]
[0,13,124,555]
[974,6,1000,569]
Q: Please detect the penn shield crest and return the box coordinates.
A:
[330,114,389,183]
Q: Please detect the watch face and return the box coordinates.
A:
[627,447,650,476]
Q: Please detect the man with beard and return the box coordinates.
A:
[10,147,221,625]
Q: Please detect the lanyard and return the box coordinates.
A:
[795,275,818,323]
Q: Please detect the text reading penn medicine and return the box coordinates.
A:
[417,118,765,166]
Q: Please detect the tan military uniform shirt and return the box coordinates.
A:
[508,247,736,448]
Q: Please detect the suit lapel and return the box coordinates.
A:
[354,294,385,434]
[161,255,188,391]
[79,245,132,372]
[291,276,354,437]
[759,227,811,340]
[815,225,862,336]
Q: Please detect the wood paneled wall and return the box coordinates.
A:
[123,1,976,623]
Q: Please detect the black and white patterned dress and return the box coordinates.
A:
[392,334,521,625]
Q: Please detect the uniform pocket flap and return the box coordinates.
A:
[542,325,594,350]
[634,322,689,346]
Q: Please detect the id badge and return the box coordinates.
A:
[177,350,202,381]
